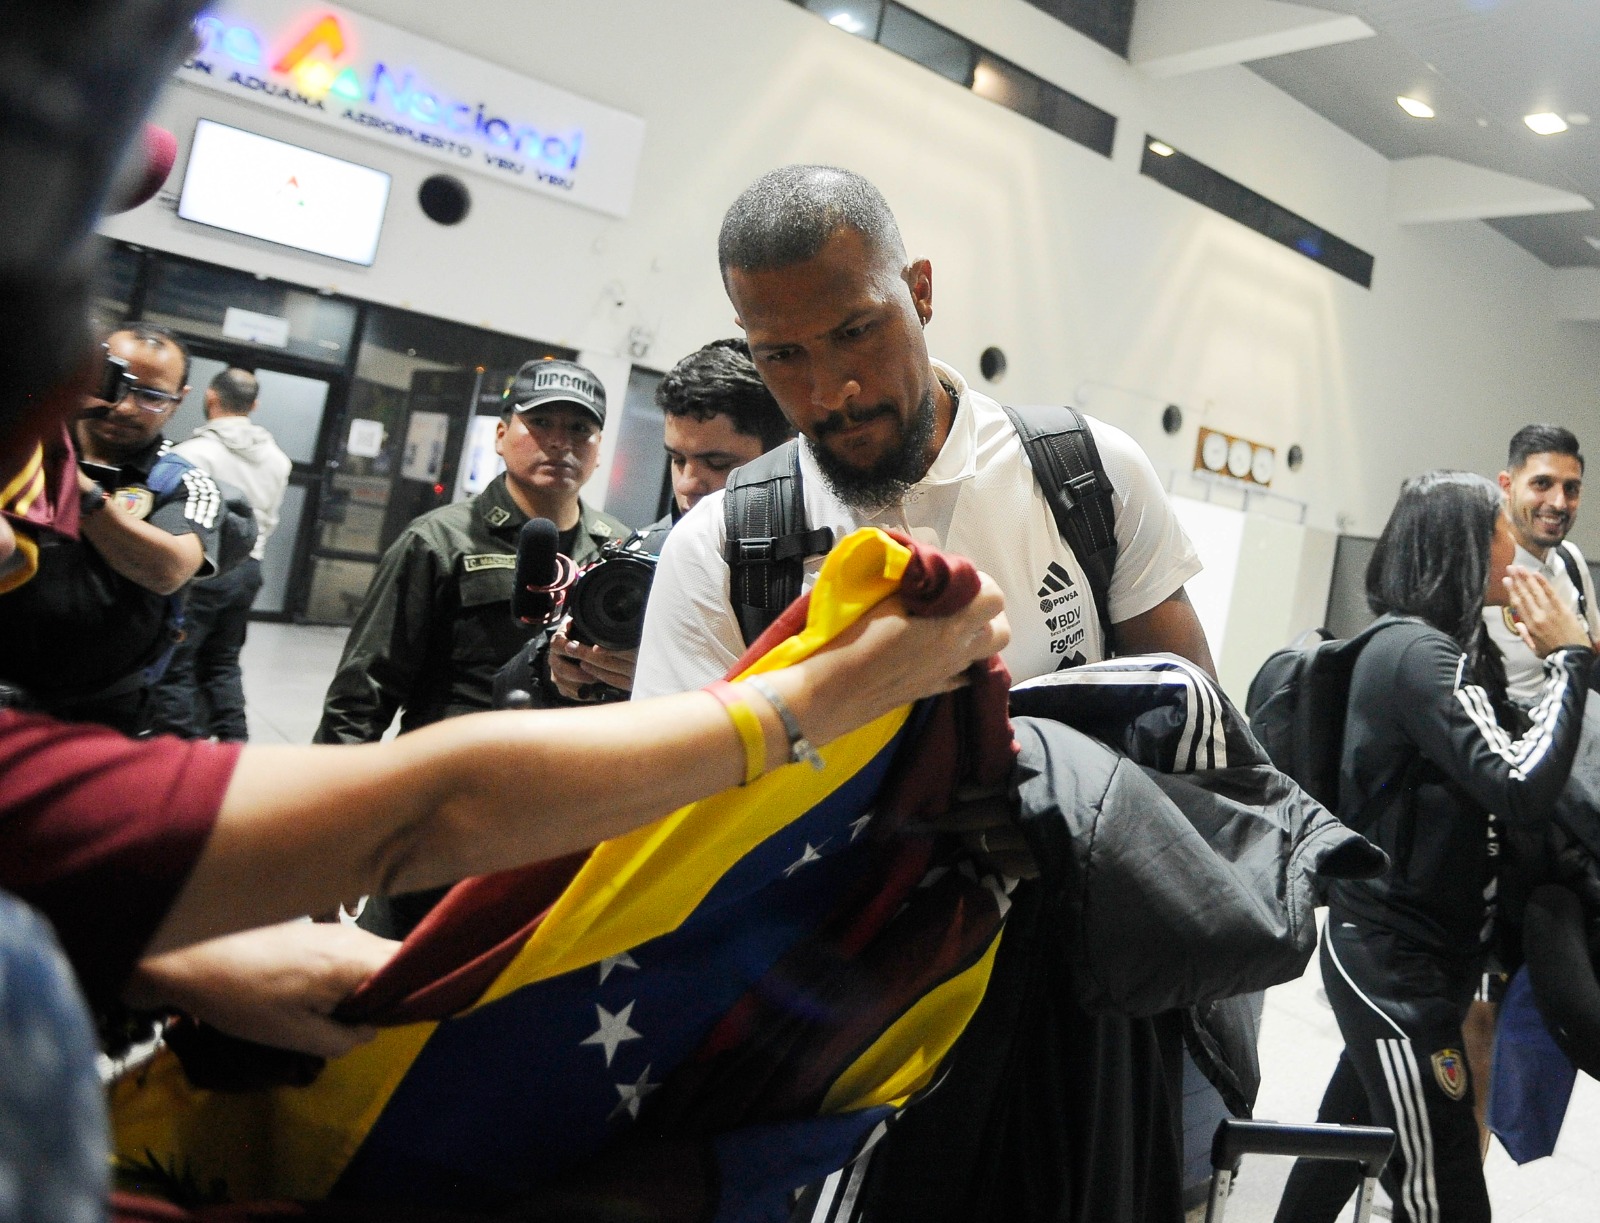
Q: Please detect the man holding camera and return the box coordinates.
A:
[542,337,791,701]
[0,321,222,734]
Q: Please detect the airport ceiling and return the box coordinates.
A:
[1246,0,1600,268]
[1033,0,1600,269]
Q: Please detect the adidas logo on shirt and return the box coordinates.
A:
[1037,561,1075,599]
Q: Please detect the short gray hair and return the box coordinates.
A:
[718,165,907,281]
[210,367,258,415]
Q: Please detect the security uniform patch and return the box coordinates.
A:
[1431,1048,1468,1100]
[484,506,512,528]
[113,486,155,520]
[463,554,516,572]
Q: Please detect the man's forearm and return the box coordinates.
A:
[148,693,772,953]
[146,576,1010,956]
[79,504,203,594]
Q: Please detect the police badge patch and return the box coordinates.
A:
[1432,1048,1468,1100]
[112,486,154,520]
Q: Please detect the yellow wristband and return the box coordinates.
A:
[706,680,766,786]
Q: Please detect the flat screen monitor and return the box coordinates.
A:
[178,119,391,266]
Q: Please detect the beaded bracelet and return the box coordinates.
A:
[705,680,766,786]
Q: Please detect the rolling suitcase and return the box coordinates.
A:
[1205,1117,1396,1223]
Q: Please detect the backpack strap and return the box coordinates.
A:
[1557,541,1589,620]
[722,441,835,646]
[1002,404,1119,650]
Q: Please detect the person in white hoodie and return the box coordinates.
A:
[146,368,291,739]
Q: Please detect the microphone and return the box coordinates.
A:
[511,517,577,626]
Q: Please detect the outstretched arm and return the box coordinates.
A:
[148,578,1010,954]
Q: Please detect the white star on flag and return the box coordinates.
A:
[580,1000,643,1067]
[598,951,639,985]
[783,841,827,877]
[609,1063,660,1122]
[849,813,873,841]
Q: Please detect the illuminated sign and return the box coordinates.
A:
[178,1,644,217]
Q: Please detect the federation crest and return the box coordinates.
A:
[1503,606,1522,634]
[1432,1048,1468,1100]
[112,485,154,520]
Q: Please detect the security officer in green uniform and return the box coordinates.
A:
[315,358,628,746]
[316,357,628,936]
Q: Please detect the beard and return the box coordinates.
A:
[805,386,938,513]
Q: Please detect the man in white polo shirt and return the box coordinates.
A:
[1486,424,1599,706]
[635,166,1212,701]
[1468,422,1599,1156]
[634,164,1215,1223]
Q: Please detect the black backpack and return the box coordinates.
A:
[1244,620,1394,810]
[722,404,1119,647]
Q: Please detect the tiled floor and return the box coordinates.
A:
[240,622,1600,1221]
[238,621,354,744]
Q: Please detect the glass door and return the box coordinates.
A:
[166,346,341,618]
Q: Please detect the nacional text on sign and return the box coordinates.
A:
[181,1,646,218]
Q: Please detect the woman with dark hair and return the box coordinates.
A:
[1276,471,1595,1223]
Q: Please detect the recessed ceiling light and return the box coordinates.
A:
[1584,235,1600,251]
[1525,112,1569,135]
[827,11,867,34]
[1147,140,1175,157]
[1397,96,1435,119]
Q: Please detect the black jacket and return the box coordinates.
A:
[1327,614,1593,957]
[838,654,1377,1223]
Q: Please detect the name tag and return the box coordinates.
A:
[463,553,516,572]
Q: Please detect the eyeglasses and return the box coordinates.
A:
[115,383,184,413]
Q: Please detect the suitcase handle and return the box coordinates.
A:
[1206,1119,1396,1223]
[1211,1118,1395,1173]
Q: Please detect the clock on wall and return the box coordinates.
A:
[1194,427,1276,488]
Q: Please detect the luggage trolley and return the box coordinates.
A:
[1206,1118,1396,1223]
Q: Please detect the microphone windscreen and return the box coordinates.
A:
[512,517,561,625]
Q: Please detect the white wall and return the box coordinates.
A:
[102,0,1600,559]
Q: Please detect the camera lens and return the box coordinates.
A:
[567,553,656,651]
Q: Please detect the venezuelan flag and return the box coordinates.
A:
[112,529,1015,1221]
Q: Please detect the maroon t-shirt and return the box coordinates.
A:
[0,709,240,1008]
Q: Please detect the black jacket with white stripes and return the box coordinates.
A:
[818,656,1379,1223]
[1328,614,1595,958]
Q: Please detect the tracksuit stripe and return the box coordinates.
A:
[1397,1041,1441,1223]
[1326,936,1407,1039]
[1452,665,1567,781]
[1375,1041,1421,1223]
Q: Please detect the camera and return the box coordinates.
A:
[87,345,134,412]
[565,541,658,651]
